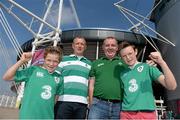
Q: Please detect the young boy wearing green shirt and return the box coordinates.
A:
[3,46,63,119]
[118,41,177,119]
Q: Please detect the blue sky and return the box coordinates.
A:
[0,0,154,95]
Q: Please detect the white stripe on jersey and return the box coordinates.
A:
[64,76,88,86]
[58,95,87,104]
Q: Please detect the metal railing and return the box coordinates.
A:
[0,95,17,108]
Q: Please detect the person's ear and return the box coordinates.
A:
[84,44,87,50]
[72,43,75,49]
[135,48,138,56]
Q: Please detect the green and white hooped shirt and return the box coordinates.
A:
[57,54,92,104]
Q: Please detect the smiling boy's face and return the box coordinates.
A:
[120,46,138,67]
[43,53,60,73]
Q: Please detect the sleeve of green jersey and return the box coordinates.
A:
[149,66,163,81]
[14,66,35,83]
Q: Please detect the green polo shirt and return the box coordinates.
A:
[89,56,127,100]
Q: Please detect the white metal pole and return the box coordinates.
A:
[53,0,64,46]
[96,41,99,60]
[6,0,57,31]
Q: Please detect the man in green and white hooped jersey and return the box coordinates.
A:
[118,41,177,119]
[55,37,92,119]
[3,46,63,119]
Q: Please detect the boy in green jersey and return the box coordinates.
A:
[118,41,177,119]
[3,46,63,119]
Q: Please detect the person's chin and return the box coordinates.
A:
[48,69,54,73]
[127,62,133,66]
[108,54,115,58]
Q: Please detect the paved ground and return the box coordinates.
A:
[0,107,18,119]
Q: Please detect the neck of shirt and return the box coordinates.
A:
[129,61,140,69]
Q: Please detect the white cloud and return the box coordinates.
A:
[62,4,76,25]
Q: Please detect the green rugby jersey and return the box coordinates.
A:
[15,66,63,119]
[56,55,91,104]
[120,62,162,111]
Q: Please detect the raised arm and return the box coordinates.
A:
[3,52,32,81]
[149,52,177,90]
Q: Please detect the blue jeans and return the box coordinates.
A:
[88,97,121,119]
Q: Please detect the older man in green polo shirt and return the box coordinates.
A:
[88,37,127,119]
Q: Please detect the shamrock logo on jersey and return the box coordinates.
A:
[137,66,144,72]
[54,77,60,83]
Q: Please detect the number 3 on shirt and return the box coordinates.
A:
[128,79,138,92]
[41,85,52,99]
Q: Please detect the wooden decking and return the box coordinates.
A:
[0,107,18,119]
